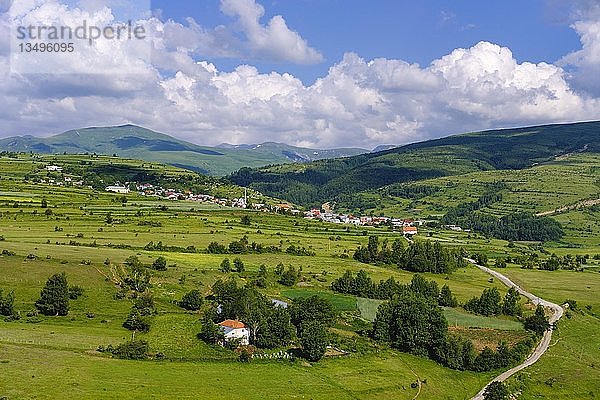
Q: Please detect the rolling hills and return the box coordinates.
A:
[0,125,367,176]
[229,121,600,208]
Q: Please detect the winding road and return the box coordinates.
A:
[467,259,564,400]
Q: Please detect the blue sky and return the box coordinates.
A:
[1,0,599,148]
[151,0,581,83]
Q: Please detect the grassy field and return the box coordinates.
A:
[1,153,599,399]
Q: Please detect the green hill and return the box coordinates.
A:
[229,121,600,207]
[0,125,367,176]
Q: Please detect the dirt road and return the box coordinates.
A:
[468,260,564,400]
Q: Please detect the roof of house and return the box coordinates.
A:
[403,226,418,232]
[218,319,246,329]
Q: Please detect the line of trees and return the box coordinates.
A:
[353,236,468,274]
[208,236,313,256]
[464,287,522,317]
[331,270,457,307]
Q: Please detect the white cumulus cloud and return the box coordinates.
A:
[0,0,599,150]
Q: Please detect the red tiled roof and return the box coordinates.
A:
[403,226,418,232]
[218,319,246,329]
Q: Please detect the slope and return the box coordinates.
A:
[229,121,600,207]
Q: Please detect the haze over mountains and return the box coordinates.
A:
[0,125,368,176]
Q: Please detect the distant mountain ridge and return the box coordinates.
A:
[0,125,369,176]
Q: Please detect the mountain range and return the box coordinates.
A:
[229,121,600,208]
[0,125,368,176]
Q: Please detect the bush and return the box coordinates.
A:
[68,285,85,300]
[279,266,299,287]
[111,340,149,360]
[179,290,204,311]
[151,256,167,271]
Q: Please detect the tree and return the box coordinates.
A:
[122,264,152,293]
[35,272,69,316]
[483,381,509,400]
[256,306,294,348]
[372,291,448,360]
[123,308,150,332]
[40,197,48,208]
[301,321,328,362]
[241,215,251,226]
[220,258,231,273]
[439,284,458,307]
[233,258,245,273]
[0,289,15,316]
[279,266,298,287]
[502,287,522,316]
[198,316,224,345]
[352,270,374,297]
[133,292,156,316]
[179,290,204,311]
[151,256,167,271]
[331,270,354,294]
[105,212,113,224]
[289,295,335,335]
[524,304,550,335]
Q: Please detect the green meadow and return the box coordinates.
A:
[0,154,599,399]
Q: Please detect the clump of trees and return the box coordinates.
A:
[205,279,335,361]
[371,287,536,372]
[353,236,467,274]
[524,305,550,335]
[210,279,294,348]
[464,287,522,317]
[372,291,448,360]
[35,272,69,316]
[331,270,457,308]
[207,236,281,255]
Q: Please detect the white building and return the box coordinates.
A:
[218,319,250,346]
[46,165,62,172]
[105,186,130,194]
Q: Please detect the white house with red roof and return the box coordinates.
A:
[403,226,418,236]
[218,319,250,346]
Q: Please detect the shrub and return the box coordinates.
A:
[111,340,149,360]
[179,290,204,311]
[68,285,85,300]
[151,256,167,271]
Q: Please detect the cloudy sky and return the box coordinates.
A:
[1,0,600,149]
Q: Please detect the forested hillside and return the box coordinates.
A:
[230,121,600,208]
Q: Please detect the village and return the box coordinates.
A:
[42,164,422,234]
